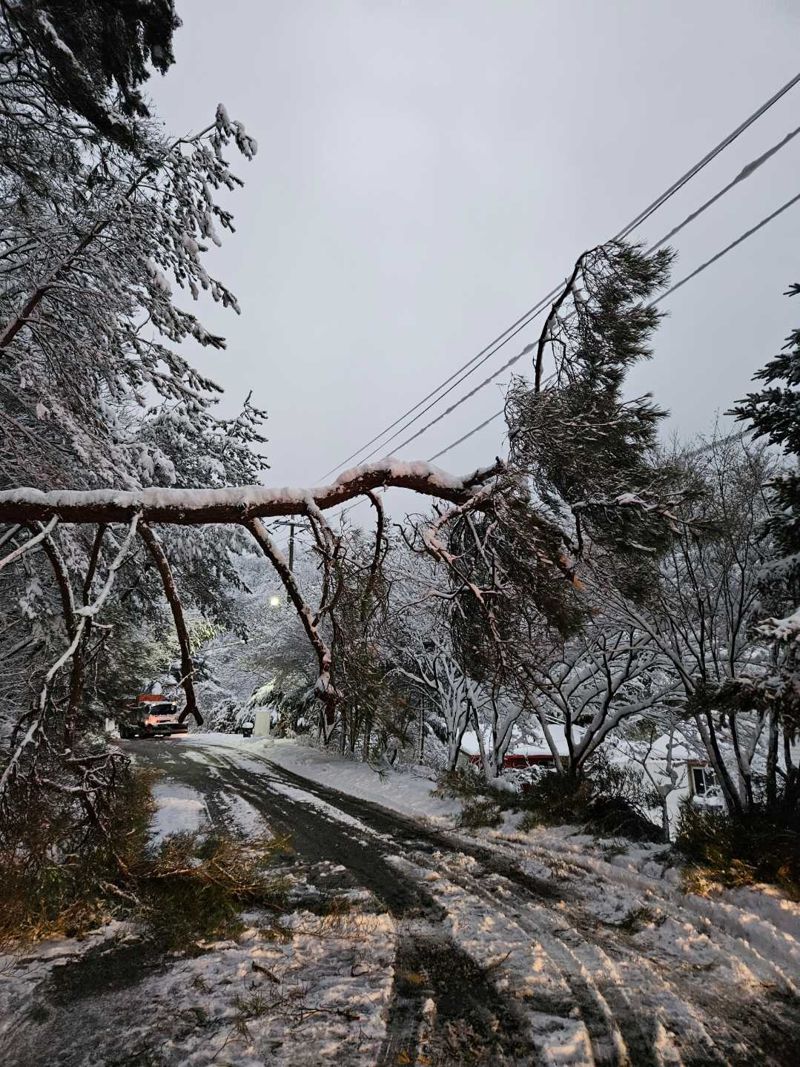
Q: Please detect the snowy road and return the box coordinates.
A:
[2,737,799,1066]
[137,738,800,1066]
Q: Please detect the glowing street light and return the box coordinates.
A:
[269,595,281,608]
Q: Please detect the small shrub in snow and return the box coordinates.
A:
[458,798,504,829]
[676,804,800,900]
[616,905,661,933]
[434,766,485,800]
[518,763,663,842]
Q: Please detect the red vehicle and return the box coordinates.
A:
[119,693,188,739]
[468,752,557,770]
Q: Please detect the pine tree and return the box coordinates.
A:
[734,284,800,616]
[505,240,682,602]
[732,285,800,811]
[0,4,264,747]
[3,0,180,147]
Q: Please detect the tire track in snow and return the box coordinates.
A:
[195,749,536,1065]
[480,830,800,991]
[228,753,705,1064]
[139,742,800,1066]
[250,751,800,1066]
[393,849,676,1067]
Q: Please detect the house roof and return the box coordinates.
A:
[461,724,573,758]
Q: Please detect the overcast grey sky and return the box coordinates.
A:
[152,1,800,504]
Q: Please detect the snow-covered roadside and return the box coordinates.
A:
[0,768,398,1067]
[274,740,799,951]
[0,922,129,1046]
[180,732,463,824]
[180,733,800,947]
[467,819,800,985]
[171,734,800,991]
[0,908,396,1067]
[143,909,396,1066]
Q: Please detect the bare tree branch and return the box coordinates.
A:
[0,514,57,571]
[244,517,337,730]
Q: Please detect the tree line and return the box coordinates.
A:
[0,2,797,872]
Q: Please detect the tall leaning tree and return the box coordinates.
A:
[440,241,686,773]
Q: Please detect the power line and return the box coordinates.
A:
[352,110,800,471]
[318,287,560,479]
[320,69,800,481]
[314,178,800,531]
[652,189,800,306]
[361,127,800,466]
[647,122,800,254]
[427,189,800,466]
[353,340,535,468]
[291,176,793,544]
[615,70,800,240]
[427,410,505,464]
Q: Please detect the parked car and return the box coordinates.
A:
[119,694,188,739]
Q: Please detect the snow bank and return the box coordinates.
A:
[259,738,463,823]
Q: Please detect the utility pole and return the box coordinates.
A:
[288,522,295,572]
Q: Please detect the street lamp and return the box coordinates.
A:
[269,595,281,608]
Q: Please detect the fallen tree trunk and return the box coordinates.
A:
[0,461,503,526]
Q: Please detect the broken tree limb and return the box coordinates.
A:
[82,524,107,604]
[0,460,505,525]
[30,521,77,641]
[138,523,202,726]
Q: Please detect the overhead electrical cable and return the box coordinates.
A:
[651,189,800,306]
[320,70,800,480]
[360,138,800,467]
[647,122,800,253]
[614,70,800,239]
[324,179,800,533]
[318,286,561,479]
[426,189,800,465]
[427,410,505,464]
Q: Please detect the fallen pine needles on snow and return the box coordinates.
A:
[0,763,288,948]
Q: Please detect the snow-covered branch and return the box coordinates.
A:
[0,460,504,525]
[0,515,58,572]
[0,514,140,800]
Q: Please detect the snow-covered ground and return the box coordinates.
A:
[0,910,396,1067]
[2,733,799,1066]
[177,733,800,944]
[0,754,399,1067]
